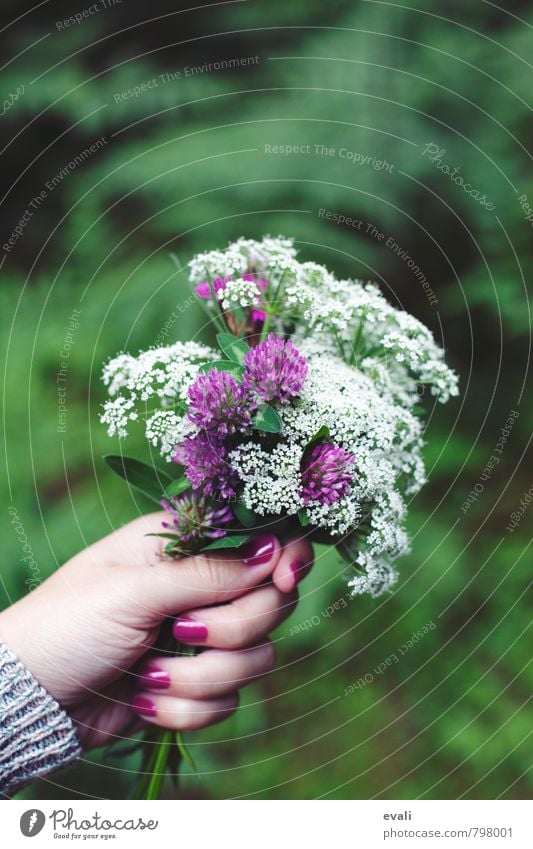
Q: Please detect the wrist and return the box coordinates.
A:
[0,597,60,704]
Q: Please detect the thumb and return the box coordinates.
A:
[122,513,282,618]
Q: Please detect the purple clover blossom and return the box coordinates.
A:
[194,282,211,298]
[213,276,229,297]
[173,432,238,499]
[194,276,230,300]
[243,333,308,405]
[300,442,355,506]
[187,369,255,437]
[250,307,267,322]
[161,491,233,543]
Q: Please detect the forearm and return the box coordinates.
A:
[0,641,82,797]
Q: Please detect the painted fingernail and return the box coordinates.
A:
[137,666,171,690]
[242,533,276,567]
[173,616,208,643]
[131,695,157,717]
[289,558,311,588]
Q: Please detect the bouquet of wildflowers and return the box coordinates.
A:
[101,236,458,795]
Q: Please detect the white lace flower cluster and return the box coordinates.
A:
[188,235,296,284]
[101,236,458,597]
[219,277,261,310]
[230,344,421,596]
[101,341,214,440]
[189,236,458,404]
[288,277,458,403]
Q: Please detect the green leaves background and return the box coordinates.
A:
[1,0,531,801]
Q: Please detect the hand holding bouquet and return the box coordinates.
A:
[101,236,458,795]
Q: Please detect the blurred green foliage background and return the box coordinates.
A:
[1,0,531,799]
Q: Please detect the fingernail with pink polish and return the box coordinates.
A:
[290,558,312,587]
[137,666,170,690]
[173,616,208,643]
[242,533,276,567]
[131,695,157,717]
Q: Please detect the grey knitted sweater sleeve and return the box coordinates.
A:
[0,642,82,796]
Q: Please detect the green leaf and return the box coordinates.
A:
[308,425,329,444]
[298,509,310,527]
[301,426,330,461]
[175,732,197,772]
[198,359,245,378]
[252,404,282,433]
[166,462,187,480]
[202,534,251,551]
[164,477,191,498]
[232,500,258,528]
[103,455,171,503]
[216,332,249,364]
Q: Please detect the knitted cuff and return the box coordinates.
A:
[0,642,82,797]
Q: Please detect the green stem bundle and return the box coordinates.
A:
[133,638,196,799]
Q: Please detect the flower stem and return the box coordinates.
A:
[350,314,366,365]
[133,633,190,800]
[145,730,174,800]
[259,308,273,342]
[259,267,290,342]
[114,617,199,797]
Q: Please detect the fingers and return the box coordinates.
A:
[130,642,276,730]
[131,691,239,731]
[159,533,281,613]
[172,583,298,649]
[271,535,314,593]
[134,641,275,700]
[115,513,286,616]
[100,513,313,624]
